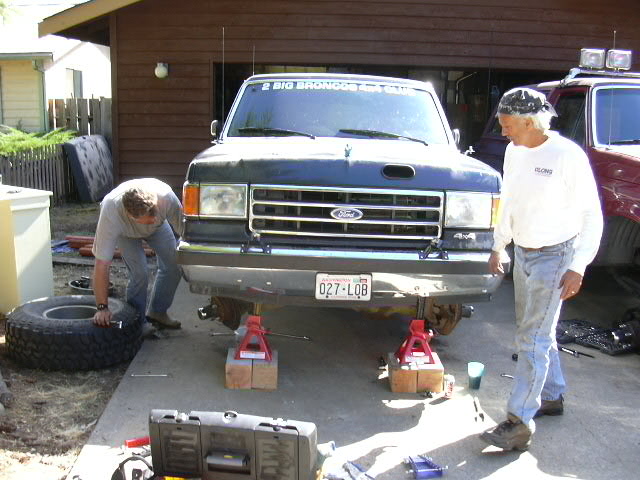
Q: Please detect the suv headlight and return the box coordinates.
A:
[183,183,248,218]
[445,192,493,228]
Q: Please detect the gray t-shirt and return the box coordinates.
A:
[92,178,183,261]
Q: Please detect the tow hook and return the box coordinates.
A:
[240,233,272,254]
[419,239,446,259]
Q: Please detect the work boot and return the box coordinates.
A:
[480,414,532,451]
[146,312,181,329]
[534,395,564,418]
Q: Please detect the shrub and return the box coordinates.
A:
[0,126,77,155]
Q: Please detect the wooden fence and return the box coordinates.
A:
[0,144,76,205]
[48,97,112,141]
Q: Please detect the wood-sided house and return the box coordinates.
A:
[39,0,640,190]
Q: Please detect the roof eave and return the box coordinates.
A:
[38,0,143,37]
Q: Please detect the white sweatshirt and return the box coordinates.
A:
[492,131,603,275]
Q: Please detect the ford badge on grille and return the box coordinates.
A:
[330,207,364,220]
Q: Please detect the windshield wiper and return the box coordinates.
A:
[339,129,428,146]
[608,139,640,145]
[237,127,315,139]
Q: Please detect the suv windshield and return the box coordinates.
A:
[593,86,640,145]
[226,79,450,145]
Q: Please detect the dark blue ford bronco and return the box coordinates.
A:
[177,73,507,334]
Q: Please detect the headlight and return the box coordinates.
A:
[199,184,248,218]
[445,192,492,228]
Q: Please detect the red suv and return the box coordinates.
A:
[473,65,640,267]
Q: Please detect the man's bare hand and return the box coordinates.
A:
[559,270,583,300]
[93,308,113,327]
[489,250,504,275]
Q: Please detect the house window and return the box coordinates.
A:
[66,68,83,98]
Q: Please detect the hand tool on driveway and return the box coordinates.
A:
[559,346,595,358]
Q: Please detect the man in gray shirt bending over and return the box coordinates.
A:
[92,178,183,332]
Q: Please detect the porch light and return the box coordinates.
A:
[154,62,169,78]
[606,49,632,70]
[579,49,606,69]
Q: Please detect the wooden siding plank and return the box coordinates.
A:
[117,102,210,115]
[117,77,210,89]
[119,138,210,151]
[114,25,616,49]
[118,113,210,127]
[119,39,581,61]
[119,151,203,163]
[118,88,209,102]
[118,1,636,29]
[116,12,637,38]
[119,126,210,140]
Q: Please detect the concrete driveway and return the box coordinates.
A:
[67,268,640,480]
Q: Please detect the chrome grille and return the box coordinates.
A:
[250,185,443,239]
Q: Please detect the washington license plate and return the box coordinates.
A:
[315,273,372,301]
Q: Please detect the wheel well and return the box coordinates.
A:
[595,216,640,267]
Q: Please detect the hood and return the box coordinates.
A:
[595,144,640,162]
[187,137,500,192]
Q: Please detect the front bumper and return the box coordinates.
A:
[177,241,508,306]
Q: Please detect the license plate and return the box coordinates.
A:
[315,273,372,301]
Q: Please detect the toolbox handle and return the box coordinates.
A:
[223,410,239,422]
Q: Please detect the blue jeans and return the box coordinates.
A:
[508,237,575,429]
[117,221,182,320]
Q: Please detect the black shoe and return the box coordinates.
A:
[480,414,532,451]
[534,395,564,418]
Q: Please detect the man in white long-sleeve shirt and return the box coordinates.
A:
[480,88,603,451]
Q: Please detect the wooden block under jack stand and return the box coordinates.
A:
[387,351,444,393]
[416,352,444,393]
[387,352,418,393]
[225,348,252,389]
[252,350,278,391]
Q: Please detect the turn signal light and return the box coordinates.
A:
[183,183,199,216]
[491,195,501,227]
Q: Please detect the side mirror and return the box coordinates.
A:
[210,120,219,140]
[452,128,461,145]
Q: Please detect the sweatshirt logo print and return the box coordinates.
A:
[534,167,553,176]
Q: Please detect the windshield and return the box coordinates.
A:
[226,79,450,145]
[593,86,640,145]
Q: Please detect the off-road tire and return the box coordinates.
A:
[6,295,142,370]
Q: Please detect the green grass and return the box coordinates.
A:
[0,126,77,155]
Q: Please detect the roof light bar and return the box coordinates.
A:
[580,48,606,69]
[606,49,632,70]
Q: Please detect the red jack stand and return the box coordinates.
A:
[226,304,278,390]
[235,314,273,361]
[388,298,444,393]
[395,319,435,365]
